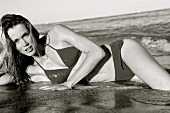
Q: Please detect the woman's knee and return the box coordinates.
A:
[121,38,149,65]
[121,39,142,56]
[122,39,141,49]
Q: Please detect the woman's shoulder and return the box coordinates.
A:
[48,24,76,39]
[49,24,71,34]
[47,24,65,41]
[46,24,73,48]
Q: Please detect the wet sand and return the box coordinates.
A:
[1,8,170,113]
[0,82,170,113]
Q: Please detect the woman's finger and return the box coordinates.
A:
[39,84,69,91]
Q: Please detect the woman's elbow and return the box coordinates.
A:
[95,47,106,60]
[100,48,106,59]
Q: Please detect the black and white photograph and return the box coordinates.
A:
[0,0,170,112]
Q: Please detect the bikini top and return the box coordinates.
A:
[35,43,111,84]
[35,44,81,84]
[46,44,81,68]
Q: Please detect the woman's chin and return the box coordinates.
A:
[26,50,36,56]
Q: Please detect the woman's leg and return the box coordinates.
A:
[121,39,170,90]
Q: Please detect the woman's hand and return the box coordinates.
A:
[39,82,72,91]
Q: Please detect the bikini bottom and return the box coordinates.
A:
[110,39,135,81]
[80,39,135,84]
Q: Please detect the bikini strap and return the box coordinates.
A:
[34,59,45,70]
[44,34,59,52]
[46,44,58,51]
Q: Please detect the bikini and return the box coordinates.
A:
[34,45,82,84]
[83,40,134,82]
[35,43,112,84]
[34,38,134,84]
[110,40,135,81]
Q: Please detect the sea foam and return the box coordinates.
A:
[141,37,170,52]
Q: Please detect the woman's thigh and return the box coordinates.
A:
[121,39,170,90]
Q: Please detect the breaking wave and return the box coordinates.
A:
[141,37,170,52]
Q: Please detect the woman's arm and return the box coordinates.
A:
[0,50,7,69]
[0,73,14,85]
[41,24,105,90]
[0,49,13,85]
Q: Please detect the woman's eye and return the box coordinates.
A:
[23,33,29,37]
[14,39,19,43]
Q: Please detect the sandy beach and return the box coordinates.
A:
[0,8,170,113]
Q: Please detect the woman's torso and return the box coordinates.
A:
[31,35,116,83]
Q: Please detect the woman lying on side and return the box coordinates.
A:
[1,14,170,90]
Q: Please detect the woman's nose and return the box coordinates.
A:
[21,39,29,47]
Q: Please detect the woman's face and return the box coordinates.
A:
[7,24,37,56]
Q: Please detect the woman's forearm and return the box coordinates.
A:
[0,73,14,85]
[66,49,105,87]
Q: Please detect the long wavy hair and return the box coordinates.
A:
[0,14,40,85]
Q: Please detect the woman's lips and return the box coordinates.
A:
[25,46,33,52]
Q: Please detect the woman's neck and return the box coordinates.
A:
[34,43,46,57]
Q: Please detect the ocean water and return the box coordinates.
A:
[35,8,170,55]
[35,8,170,68]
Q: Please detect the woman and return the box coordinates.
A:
[1,14,170,91]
